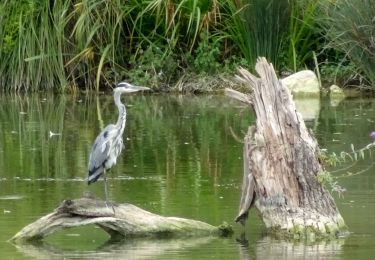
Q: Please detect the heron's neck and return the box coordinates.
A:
[114,93,127,132]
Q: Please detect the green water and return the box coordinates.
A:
[0,94,374,259]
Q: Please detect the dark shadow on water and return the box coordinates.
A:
[236,232,255,260]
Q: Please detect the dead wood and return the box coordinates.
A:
[226,58,347,238]
[10,197,232,243]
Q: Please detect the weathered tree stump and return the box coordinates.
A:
[227,58,347,238]
[10,197,232,243]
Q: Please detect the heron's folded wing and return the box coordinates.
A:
[88,124,116,170]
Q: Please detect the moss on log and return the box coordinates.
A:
[10,197,232,243]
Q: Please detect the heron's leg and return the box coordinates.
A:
[103,170,115,214]
[103,169,109,204]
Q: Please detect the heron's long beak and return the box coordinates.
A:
[116,82,151,92]
[134,86,150,91]
[129,85,150,93]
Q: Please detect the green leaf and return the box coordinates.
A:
[96,44,111,92]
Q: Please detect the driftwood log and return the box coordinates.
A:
[10,197,232,242]
[227,58,347,238]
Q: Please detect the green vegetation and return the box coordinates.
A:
[317,0,375,87]
[239,0,289,69]
[0,0,374,92]
[285,0,320,72]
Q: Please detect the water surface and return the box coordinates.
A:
[0,94,374,259]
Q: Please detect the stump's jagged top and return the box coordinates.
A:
[226,57,347,239]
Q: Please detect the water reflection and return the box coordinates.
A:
[13,237,216,260]
[12,233,345,260]
[237,234,344,260]
[0,93,252,182]
[1,93,253,259]
[2,94,375,259]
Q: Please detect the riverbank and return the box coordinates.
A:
[1,1,373,92]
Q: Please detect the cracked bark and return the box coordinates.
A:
[227,58,347,238]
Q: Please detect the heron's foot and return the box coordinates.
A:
[105,200,116,215]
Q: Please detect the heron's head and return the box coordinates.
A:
[114,82,150,93]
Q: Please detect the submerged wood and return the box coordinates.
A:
[10,197,232,242]
[227,58,347,238]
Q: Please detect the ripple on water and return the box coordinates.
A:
[0,195,24,200]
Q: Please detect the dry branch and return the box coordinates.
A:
[10,197,232,243]
[224,88,252,105]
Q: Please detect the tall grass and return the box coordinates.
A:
[139,0,220,51]
[65,0,131,91]
[286,0,320,72]
[0,1,69,91]
[0,0,366,91]
[0,0,134,91]
[0,0,229,91]
[226,0,289,70]
[318,0,375,86]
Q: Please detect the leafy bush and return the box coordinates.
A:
[127,44,179,89]
[192,32,221,73]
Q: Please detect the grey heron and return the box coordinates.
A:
[87,82,150,206]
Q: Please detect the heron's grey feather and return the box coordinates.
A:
[88,124,124,184]
[86,83,149,191]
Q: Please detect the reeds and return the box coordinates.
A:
[0,0,228,91]
[0,1,70,91]
[227,0,289,70]
[318,0,375,86]
[286,0,320,72]
[0,0,368,91]
[0,0,131,91]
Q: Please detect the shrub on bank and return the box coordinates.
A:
[0,0,373,92]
